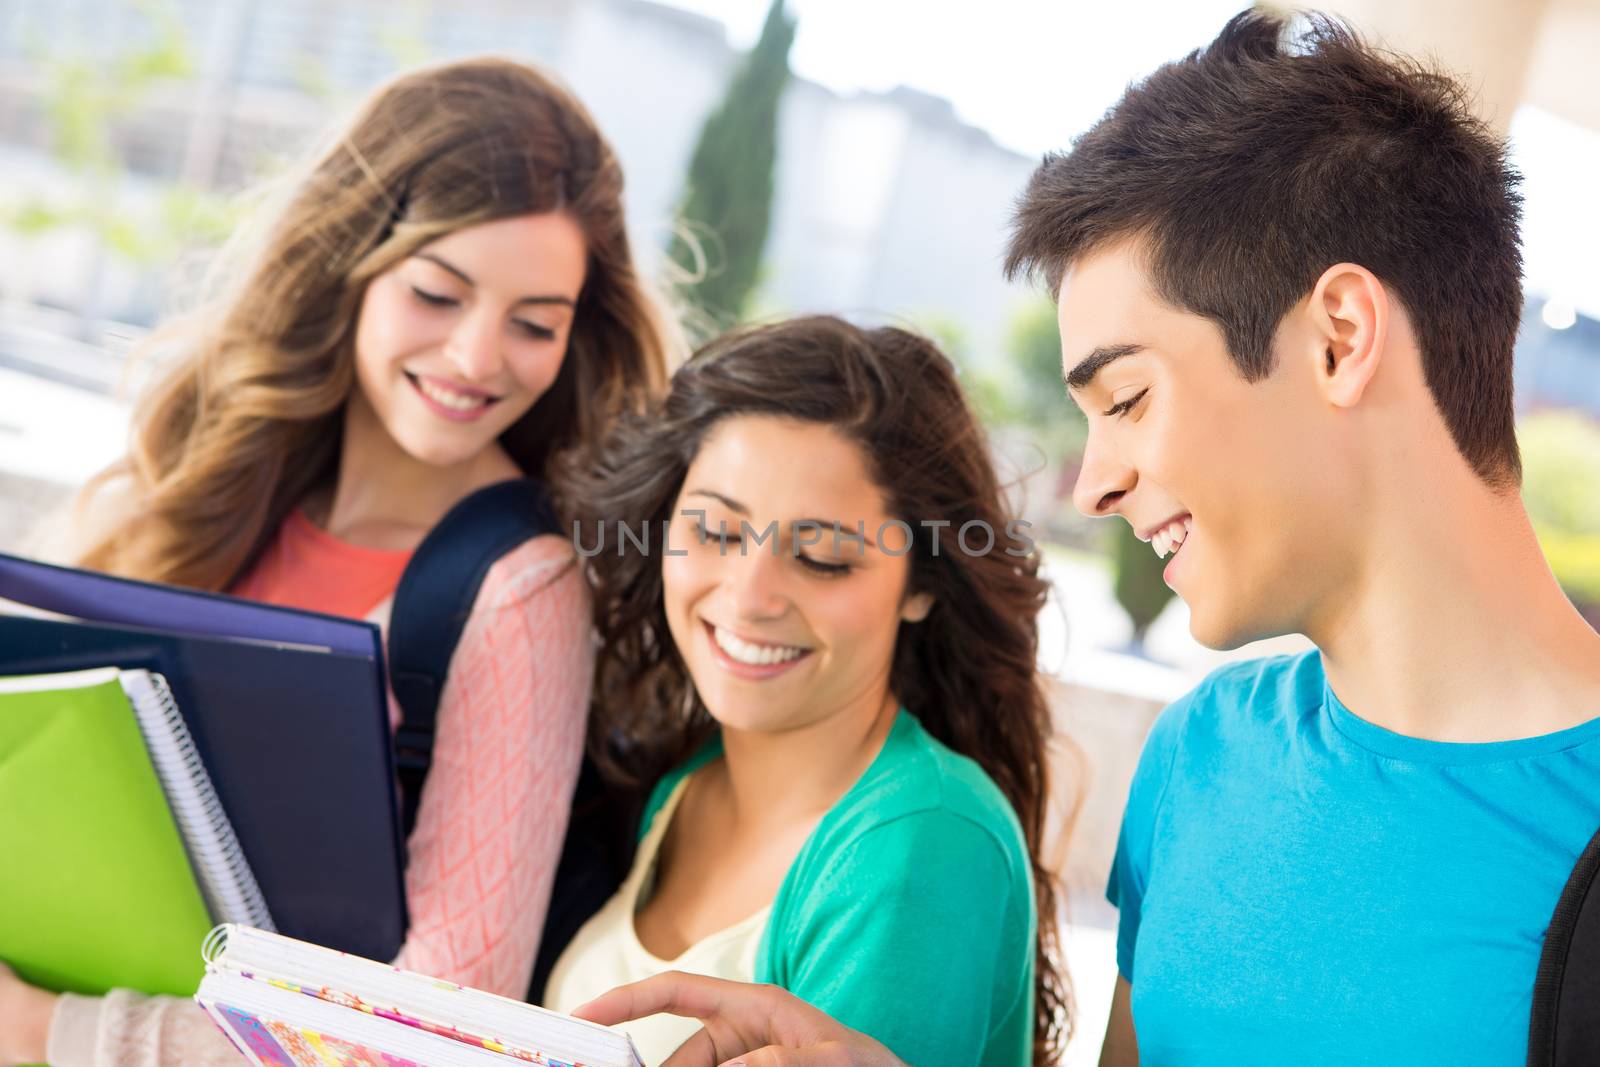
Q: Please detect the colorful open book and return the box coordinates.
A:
[198,925,644,1067]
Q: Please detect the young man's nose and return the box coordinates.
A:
[1072,435,1136,518]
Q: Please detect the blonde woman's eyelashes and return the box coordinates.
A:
[409,285,558,340]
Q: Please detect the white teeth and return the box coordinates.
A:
[712,624,807,667]
[1150,519,1191,561]
[416,377,491,411]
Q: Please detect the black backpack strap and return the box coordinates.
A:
[1530,822,1600,1065]
[385,476,637,1003]
[388,479,558,842]
[527,752,642,1003]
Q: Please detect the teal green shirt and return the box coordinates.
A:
[640,709,1036,1067]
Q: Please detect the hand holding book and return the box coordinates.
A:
[574,973,907,1067]
[197,925,643,1066]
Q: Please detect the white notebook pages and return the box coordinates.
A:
[196,924,644,1067]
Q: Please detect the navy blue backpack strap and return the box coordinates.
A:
[1529,822,1600,1065]
[388,478,558,842]
[385,476,636,1003]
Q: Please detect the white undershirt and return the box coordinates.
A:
[543,776,772,1064]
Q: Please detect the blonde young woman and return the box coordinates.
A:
[0,58,676,1066]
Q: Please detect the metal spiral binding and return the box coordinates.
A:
[200,923,232,966]
[130,672,276,932]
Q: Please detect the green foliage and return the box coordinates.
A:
[1,0,240,275]
[1521,410,1600,604]
[292,55,338,104]
[1541,529,1600,605]
[914,310,970,366]
[376,0,431,71]
[1111,519,1175,647]
[902,310,1019,428]
[4,199,75,236]
[1008,298,1064,423]
[34,2,192,176]
[1005,296,1086,453]
[159,186,240,249]
[960,370,1021,430]
[668,0,797,335]
[117,4,192,82]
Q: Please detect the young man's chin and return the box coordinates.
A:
[1187,600,1277,653]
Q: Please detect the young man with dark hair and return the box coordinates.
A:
[1003,9,1600,1064]
[574,10,1600,1066]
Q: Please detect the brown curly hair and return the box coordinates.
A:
[558,315,1070,1061]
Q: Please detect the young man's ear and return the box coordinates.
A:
[1308,262,1389,409]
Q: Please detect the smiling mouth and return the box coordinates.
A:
[404,372,502,414]
[703,620,814,669]
[1150,515,1192,560]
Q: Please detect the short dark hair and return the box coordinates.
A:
[1005,10,1524,485]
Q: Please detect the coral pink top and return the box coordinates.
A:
[48,508,595,1067]
[230,508,413,620]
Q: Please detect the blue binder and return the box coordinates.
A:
[0,552,408,962]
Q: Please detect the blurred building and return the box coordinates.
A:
[1321,0,1599,135]
[0,0,1036,364]
[1519,305,1600,417]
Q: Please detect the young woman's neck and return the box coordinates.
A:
[714,689,900,831]
[312,393,523,550]
[1313,452,1600,742]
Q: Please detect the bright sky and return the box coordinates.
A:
[662,0,1600,318]
[663,0,1248,156]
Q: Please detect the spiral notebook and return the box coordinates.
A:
[116,669,275,932]
[197,925,644,1067]
[0,667,267,995]
[0,550,407,962]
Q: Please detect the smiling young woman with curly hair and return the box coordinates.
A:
[547,316,1069,1066]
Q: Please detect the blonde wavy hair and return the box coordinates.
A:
[73,57,679,590]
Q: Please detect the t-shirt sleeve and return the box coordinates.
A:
[775,810,1031,1066]
[1106,691,1192,983]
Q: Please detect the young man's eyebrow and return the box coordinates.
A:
[413,252,576,308]
[1064,342,1147,391]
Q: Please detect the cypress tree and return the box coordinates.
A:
[668,0,796,334]
[1112,521,1176,656]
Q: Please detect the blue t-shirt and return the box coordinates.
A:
[1109,651,1600,1065]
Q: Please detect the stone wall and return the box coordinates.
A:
[1044,675,1165,905]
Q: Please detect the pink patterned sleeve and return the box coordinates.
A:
[47,992,240,1066]
[390,534,595,999]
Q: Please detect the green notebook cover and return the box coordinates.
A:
[0,669,212,996]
